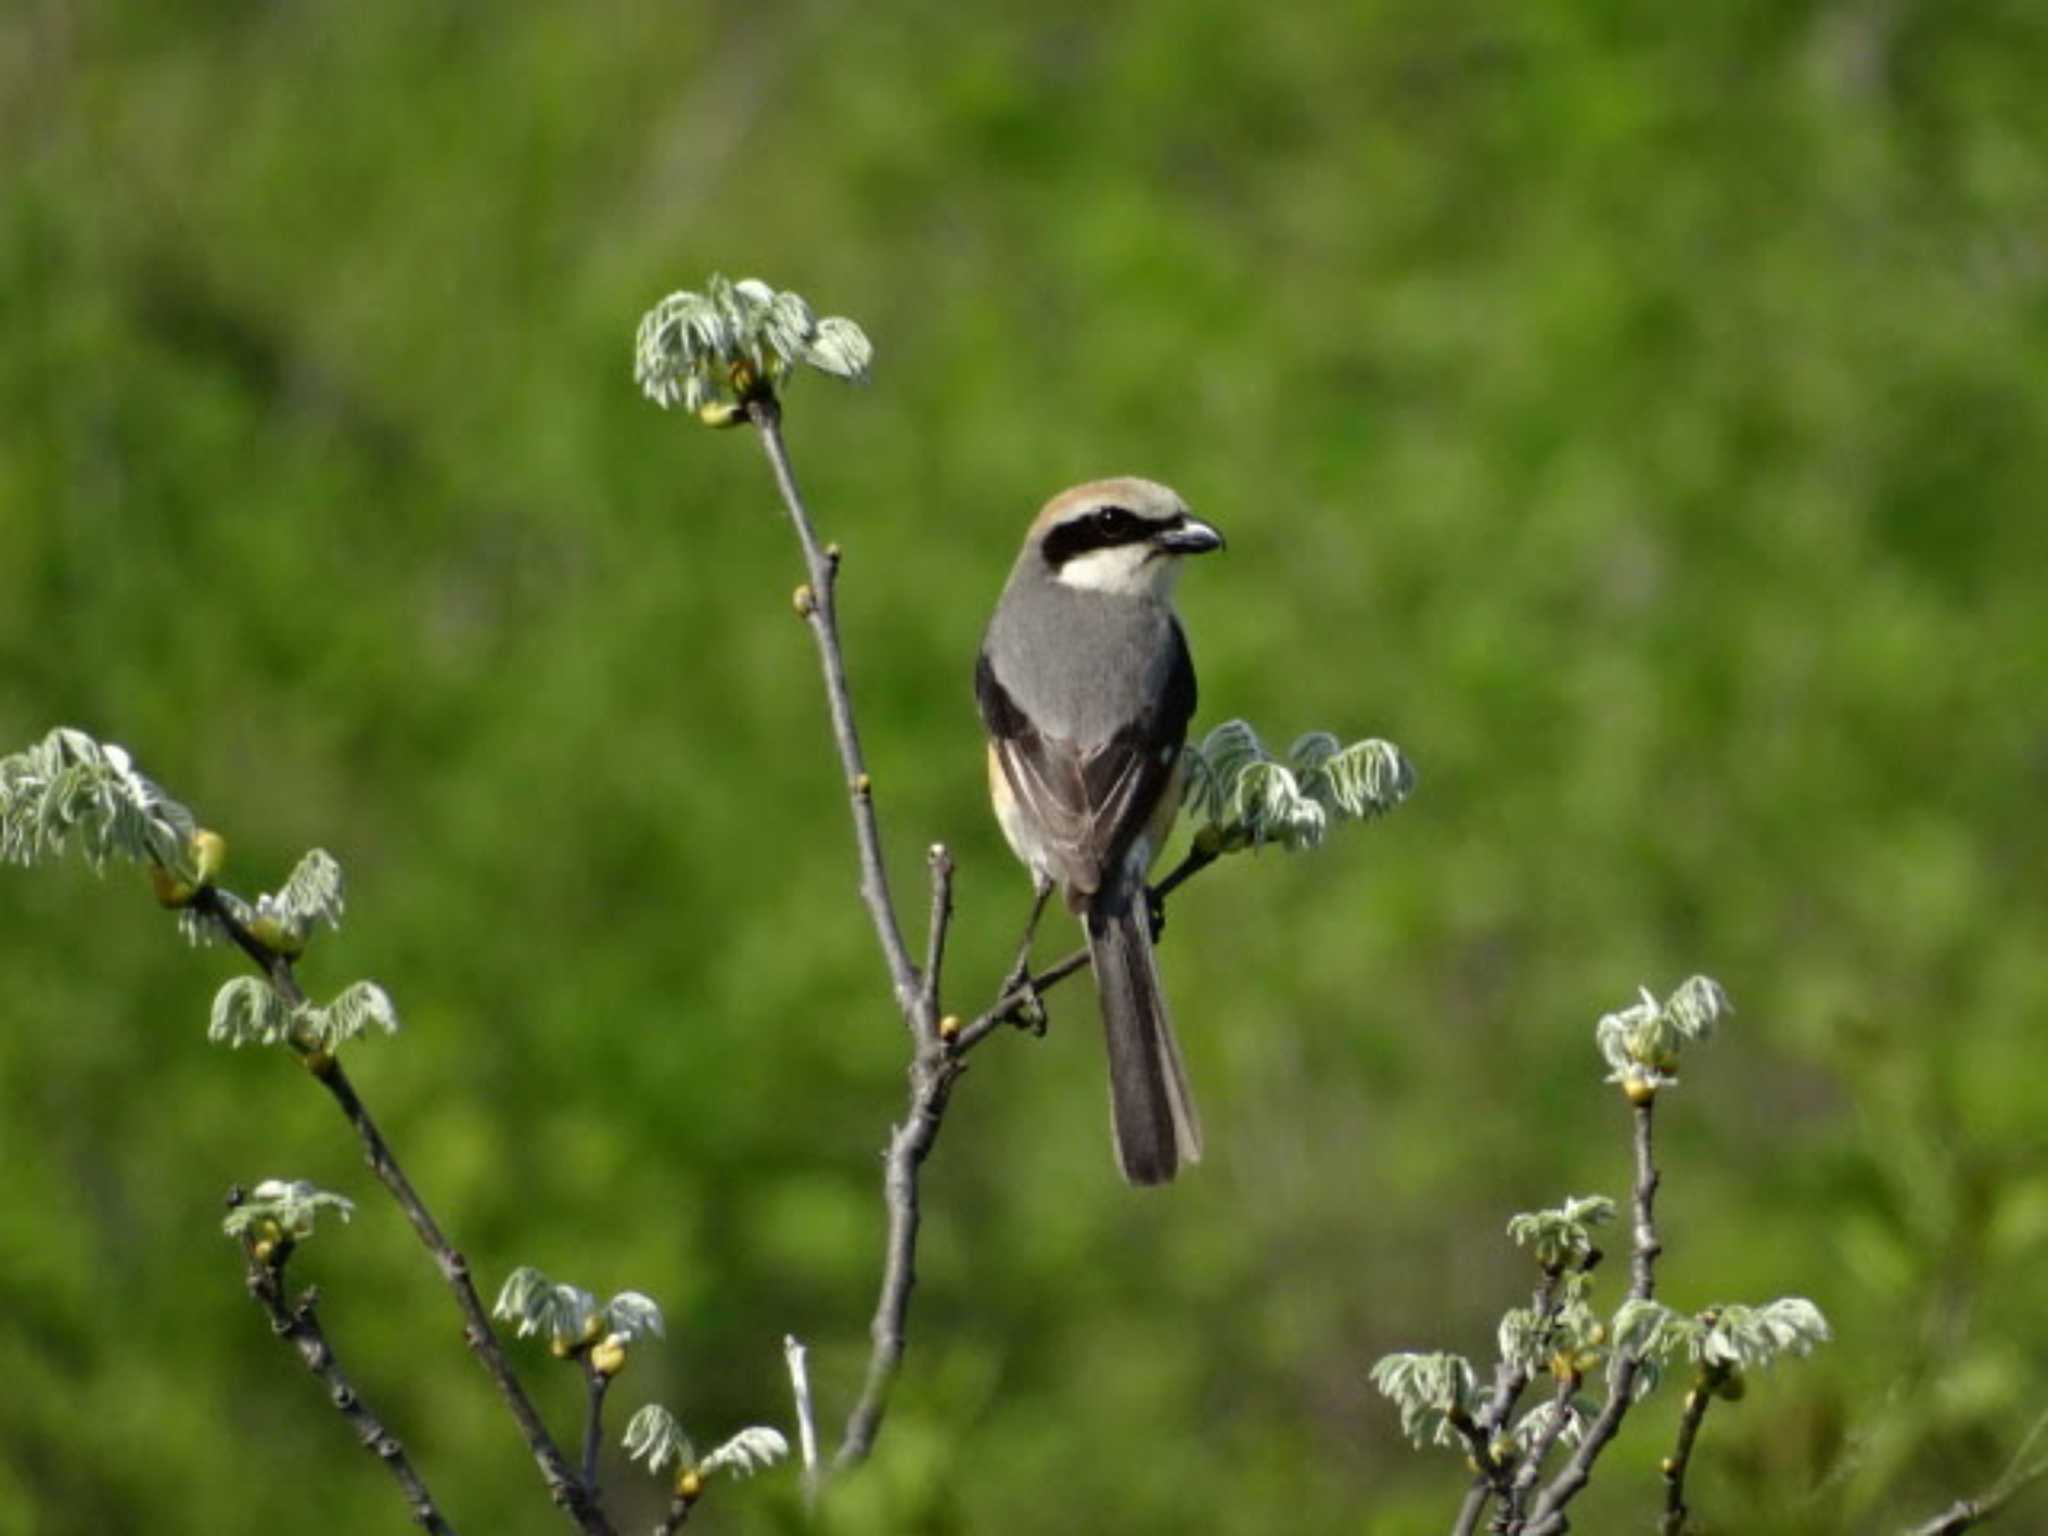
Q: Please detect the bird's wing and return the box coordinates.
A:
[975,625,1196,896]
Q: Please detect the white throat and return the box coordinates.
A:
[1053,544,1182,598]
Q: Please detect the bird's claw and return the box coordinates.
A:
[998,963,1049,1036]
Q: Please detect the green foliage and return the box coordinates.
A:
[1375,980,1833,1520]
[1182,720,1413,852]
[622,1403,696,1478]
[3,3,2045,1533]
[622,1406,789,1484]
[206,976,292,1049]
[1507,1194,1616,1270]
[1367,1352,1478,1450]
[1595,975,1731,1092]
[296,980,400,1050]
[492,1266,664,1352]
[222,1179,355,1243]
[0,728,198,877]
[257,849,346,940]
[635,274,874,418]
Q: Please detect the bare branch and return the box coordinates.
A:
[1521,1098,1665,1535]
[1150,843,1218,906]
[1660,1368,1720,1536]
[1475,1263,1568,1438]
[922,845,955,1026]
[1444,1411,1513,1515]
[1450,1480,1489,1536]
[784,1334,821,1512]
[746,395,921,1024]
[950,845,1231,1056]
[582,1357,611,1499]
[193,887,610,1535]
[1515,1373,1584,1491]
[833,1042,962,1468]
[231,1203,457,1536]
[948,948,1093,1055]
[1905,1405,2048,1536]
[739,394,952,1469]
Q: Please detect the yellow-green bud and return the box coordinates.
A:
[149,865,198,908]
[248,914,306,958]
[590,1333,629,1377]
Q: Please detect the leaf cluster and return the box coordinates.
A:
[1181,720,1414,853]
[634,274,873,418]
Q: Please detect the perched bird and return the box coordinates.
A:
[975,478,1225,1185]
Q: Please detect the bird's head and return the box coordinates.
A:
[1027,478,1225,598]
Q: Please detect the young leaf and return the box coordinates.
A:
[208,976,292,1048]
[623,1404,694,1476]
[0,728,198,875]
[224,1179,355,1241]
[1694,1299,1831,1371]
[297,981,400,1049]
[635,276,873,416]
[699,1425,790,1481]
[1369,1352,1478,1449]
[1506,1194,1616,1268]
[605,1291,666,1342]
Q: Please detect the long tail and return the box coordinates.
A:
[1085,888,1203,1185]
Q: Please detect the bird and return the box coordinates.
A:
[975,477,1226,1185]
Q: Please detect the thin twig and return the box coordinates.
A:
[949,847,1230,1057]
[1150,844,1218,906]
[833,1040,962,1469]
[1451,1480,1491,1536]
[1904,1405,2048,1536]
[744,393,947,1469]
[654,1494,696,1534]
[582,1358,611,1498]
[1521,1098,1665,1535]
[234,1219,457,1535]
[193,886,611,1535]
[1446,1413,1514,1513]
[922,846,954,1024]
[1659,1368,1719,1536]
[785,1334,821,1512]
[747,395,922,1025]
[1514,1373,1583,1495]
[1451,1247,1577,1531]
[1476,1264,1568,1438]
[949,949,1092,1055]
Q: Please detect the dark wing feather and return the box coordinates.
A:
[976,626,1196,896]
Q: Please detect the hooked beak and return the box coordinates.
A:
[1152,514,1226,555]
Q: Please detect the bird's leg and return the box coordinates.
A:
[999,877,1054,1035]
[1144,883,1168,945]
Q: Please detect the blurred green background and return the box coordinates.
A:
[4,1,2046,1531]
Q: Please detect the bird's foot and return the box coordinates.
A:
[998,962,1049,1036]
[1145,885,1167,945]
